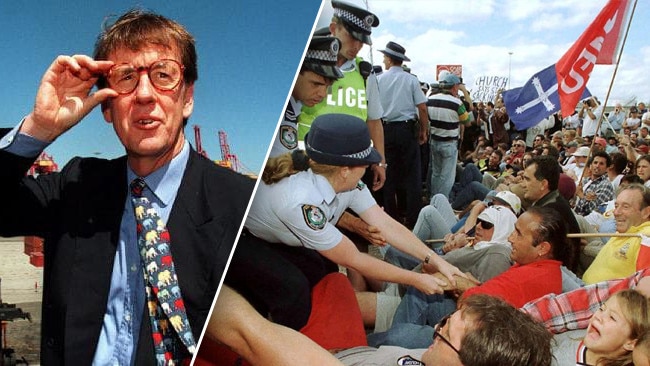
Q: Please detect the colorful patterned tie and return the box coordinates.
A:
[130,178,196,365]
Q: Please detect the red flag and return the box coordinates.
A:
[556,0,632,117]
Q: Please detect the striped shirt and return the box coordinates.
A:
[426,92,470,141]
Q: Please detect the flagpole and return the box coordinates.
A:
[577,0,638,187]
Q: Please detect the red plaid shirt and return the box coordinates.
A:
[521,268,650,333]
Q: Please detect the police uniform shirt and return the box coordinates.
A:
[299,57,384,140]
[377,66,426,122]
[245,169,376,250]
[335,58,383,121]
[270,96,302,158]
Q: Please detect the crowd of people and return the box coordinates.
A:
[198,1,650,365]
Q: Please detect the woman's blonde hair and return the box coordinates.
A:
[262,150,339,185]
[595,289,649,366]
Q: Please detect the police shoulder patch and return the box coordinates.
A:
[279,125,298,150]
[301,204,327,230]
[356,181,366,191]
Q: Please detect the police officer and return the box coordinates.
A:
[270,36,343,158]
[298,0,386,192]
[226,114,465,331]
[377,41,428,228]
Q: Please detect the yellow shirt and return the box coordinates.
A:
[582,221,650,284]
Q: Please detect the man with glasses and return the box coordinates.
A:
[504,139,526,169]
[0,10,253,365]
[336,295,552,366]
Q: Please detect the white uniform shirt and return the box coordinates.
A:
[245,169,376,250]
[269,97,302,158]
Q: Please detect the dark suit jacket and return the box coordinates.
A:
[0,146,254,365]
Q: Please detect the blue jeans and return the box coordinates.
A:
[450,181,490,211]
[429,139,457,199]
[367,287,457,348]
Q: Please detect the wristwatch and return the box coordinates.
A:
[377,162,388,168]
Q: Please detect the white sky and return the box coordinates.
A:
[315,0,649,107]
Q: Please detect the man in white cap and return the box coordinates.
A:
[563,146,590,182]
[426,72,472,199]
[377,41,428,228]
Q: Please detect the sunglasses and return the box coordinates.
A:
[477,218,494,230]
[433,314,460,355]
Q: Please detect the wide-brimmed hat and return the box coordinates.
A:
[303,36,343,80]
[332,0,379,45]
[305,114,382,166]
[379,41,410,62]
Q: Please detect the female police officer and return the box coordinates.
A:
[226,114,465,331]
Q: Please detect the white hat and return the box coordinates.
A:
[572,146,590,157]
[488,191,522,215]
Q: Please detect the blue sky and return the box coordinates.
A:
[0,1,323,174]
[318,0,649,108]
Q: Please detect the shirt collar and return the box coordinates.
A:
[309,169,337,205]
[127,140,190,206]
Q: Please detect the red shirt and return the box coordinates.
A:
[462,259,563,308]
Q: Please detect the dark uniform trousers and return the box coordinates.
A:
[382,120,422,228]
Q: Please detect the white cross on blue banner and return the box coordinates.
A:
[502,64,591,131]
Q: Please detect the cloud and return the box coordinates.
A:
[318,0,649,105]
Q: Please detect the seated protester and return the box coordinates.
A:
[226,114,465,331]
[551,290,649,366]
[561,140,579,165]
[398,191,520,253]
[606,136,620,154]
[479,149,503,178]
[338,295,553,366]
[364,192,519,332]
[521,155,582,273]
[635,154,650,187]
[563,146,590,182]
[522,273,650,366]
[386,200,517,279]
[369,207,572,349]
[607,152,629,191]
[574,151,615,217]
[582,183,650,285]
[522,268,650,334]
[199,284,345,366]
[586,173,642,236]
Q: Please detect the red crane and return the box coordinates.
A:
[24,152,58,267]
[218,130,241,173]
[193,124,209,158]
